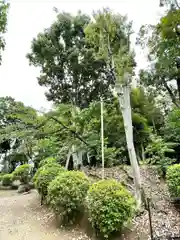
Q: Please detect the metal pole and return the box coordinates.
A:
[101,97,104,179]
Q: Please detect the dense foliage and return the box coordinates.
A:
[13,164,32,184]
[86,179,136,239]
[0,173,4,182]
[47,171,90,224]
[1,173,13,186]
[34,163,65,202]
[27,12,112,108]
[138,8,180,108]
[145,134,176,176]
[0,89,164,171]
[38,157,57,168]
[166,164,180,198]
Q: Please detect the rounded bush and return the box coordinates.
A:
[38,157,57,168]
[33,168,41,184]
[34,163,65,200]
[33,162,60,184]
[13,164,32,184]
[86,179,136,239]
[2,174,13,186]
[0,173,5,183]
[47,171,90,224]
[166,164,180,198]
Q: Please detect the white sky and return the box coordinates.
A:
[0,0,165,110]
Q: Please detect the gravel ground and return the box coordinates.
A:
[0,190,90,240]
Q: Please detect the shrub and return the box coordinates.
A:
[0,173,5,183]
[145,134,176,177]
[33,167,42,184]
[34,163,65,202]
[2,174,13,186]
[33,162,61,185]
[38,157,57,168]
[166,164,180,198]
[86,179,136,239]
[47,171,90,224]
[13,164,32,184]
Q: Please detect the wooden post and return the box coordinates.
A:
[147,198,154,240]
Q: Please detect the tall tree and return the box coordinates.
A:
[27,11,112,108]
[138,8,180,107]
[85,9,141,204]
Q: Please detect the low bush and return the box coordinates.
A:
[38,157,57,168]
[34,163,65,203]
[86,179,136,239]
[2,174,13,186]
[47,171,90,225]
[33,167,42,184]
[0,173,5,183]
[144,134,176,177]
[33,162,61,185]
[13,164,32,184]
[166,164,180,198]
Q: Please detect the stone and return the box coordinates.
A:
[18,184,30,194]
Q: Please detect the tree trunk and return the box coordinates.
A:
[177,77,180,102]
[106,31,141,205]
[164,81,180,108]
[65,150,71,169]
[152,118,157,134]
[141,143,145,162]
[77,150,83,169]
[65,106,83,170]
[116,83,141,205]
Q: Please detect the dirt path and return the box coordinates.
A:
[0,190,90,240]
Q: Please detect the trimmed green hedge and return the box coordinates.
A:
[0,173,5,182]
[13,164,32,184]
[86,179,136,239]
[38,157,57,168]
[48,171,90,224]
[2,174,13,186]
[34,163,65,202]
[167,164,180,198]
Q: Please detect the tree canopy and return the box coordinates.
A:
[0,7,179,181]
[138,8,180,107]
[27,11,113,108]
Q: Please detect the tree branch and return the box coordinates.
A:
[34,128,64,138]
[15,108,90,147]
[174,0,180,9]
[46,115,89,146]
[164,81,180,108]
